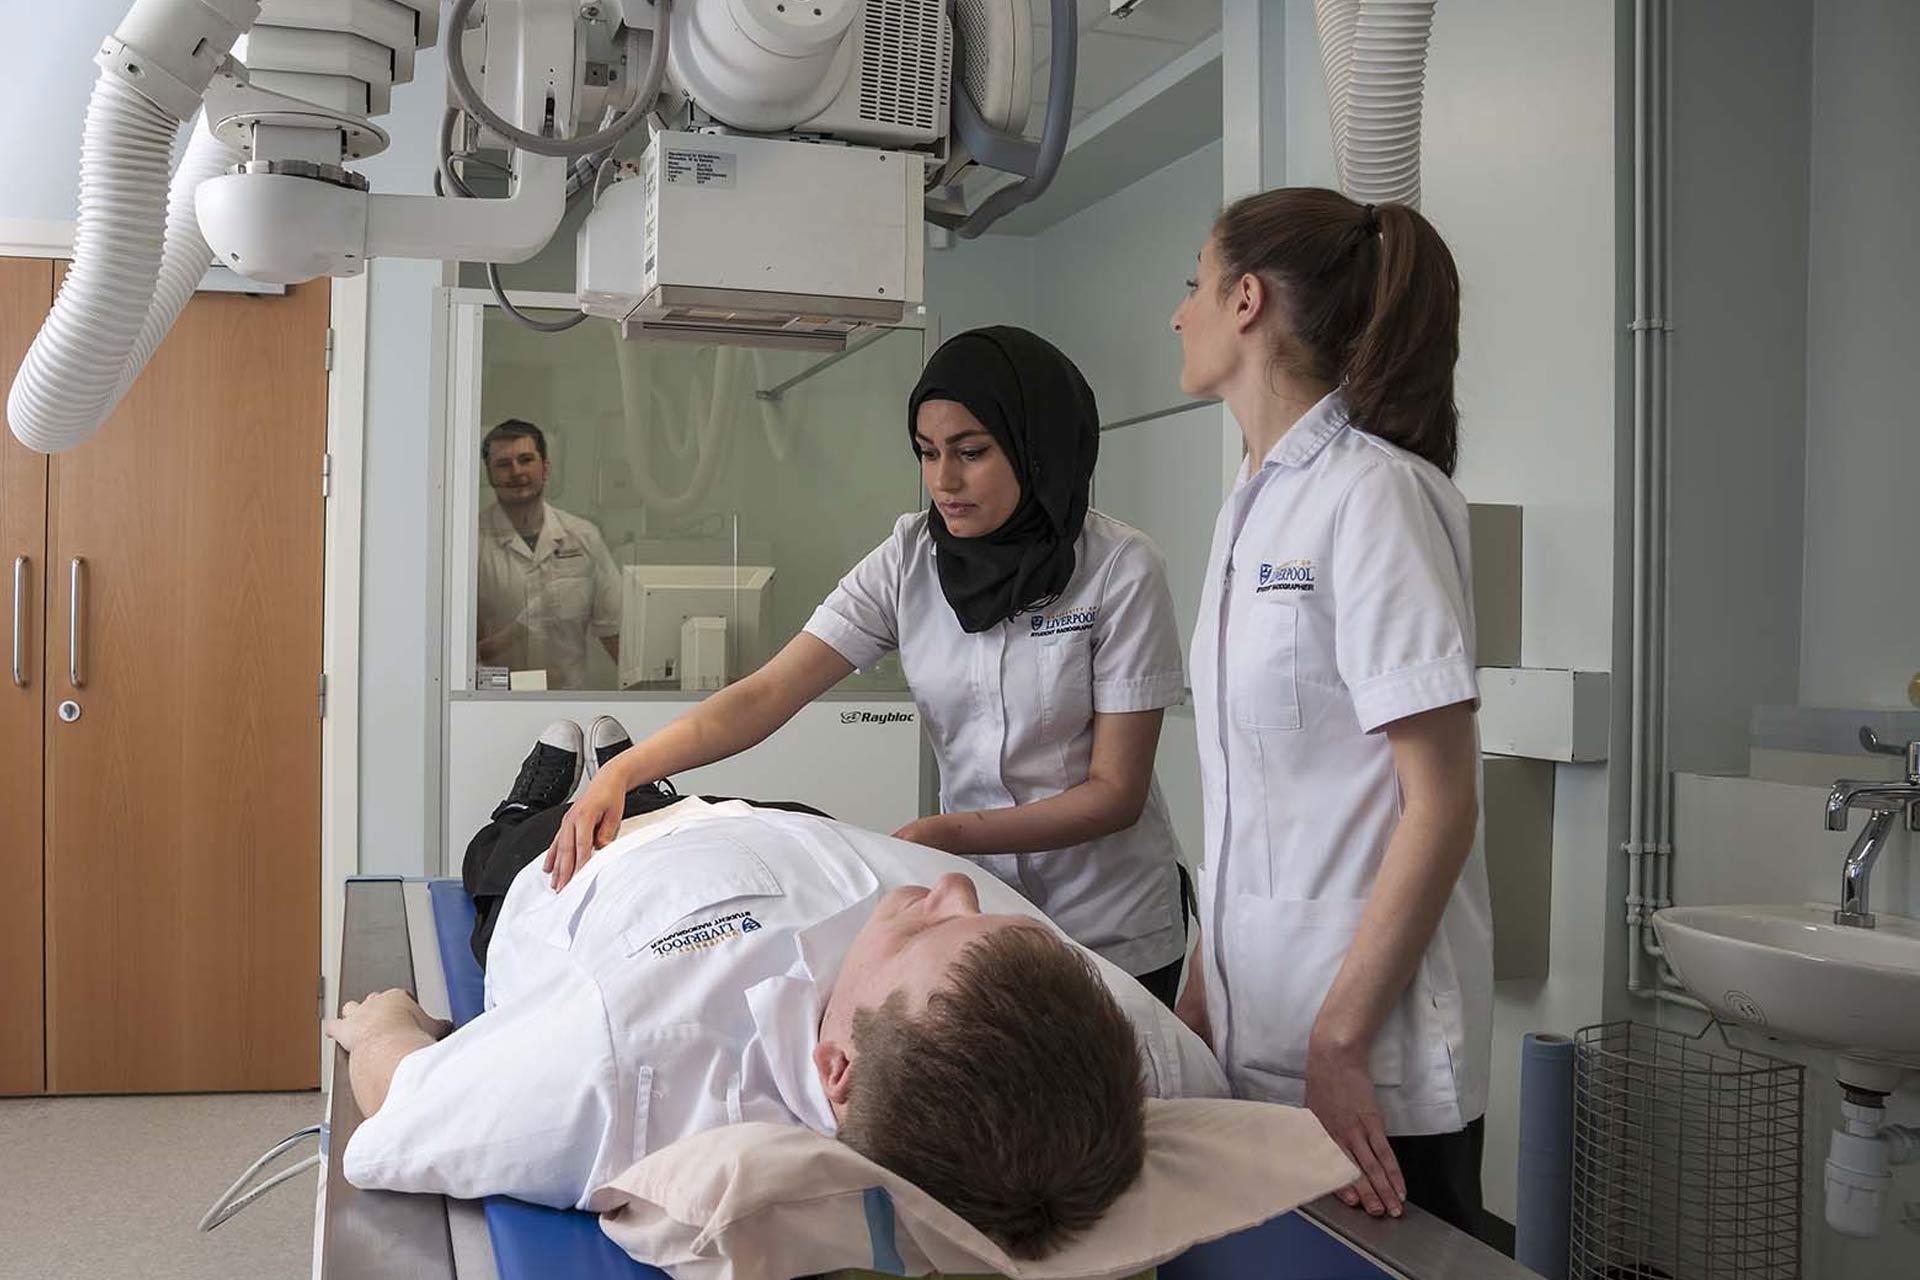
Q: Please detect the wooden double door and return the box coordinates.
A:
[1,257,328,1094]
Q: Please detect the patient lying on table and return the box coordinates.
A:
[328,798,1226,1259]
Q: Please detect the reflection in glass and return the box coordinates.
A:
[474,310,922,693]
[476,418,624,690]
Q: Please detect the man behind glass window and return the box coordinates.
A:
[477,419,621,689]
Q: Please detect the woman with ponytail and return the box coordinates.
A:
[1169,189,1492,1235]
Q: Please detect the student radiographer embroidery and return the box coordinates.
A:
[647,911,765,959]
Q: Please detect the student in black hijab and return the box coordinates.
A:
[910,326,1100,633]
[552,327,1196,1007]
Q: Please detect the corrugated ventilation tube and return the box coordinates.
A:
[1313,0,1437,209]
[8,79,237,452]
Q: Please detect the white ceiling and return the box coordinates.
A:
[1032,0,1223,126]
[962,0,1224,235]
[988,44,1220,236]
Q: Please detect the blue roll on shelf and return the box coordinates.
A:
[1515,1031,1575,1278]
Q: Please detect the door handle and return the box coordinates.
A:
[69,556,85,689]
[10,555,25,689]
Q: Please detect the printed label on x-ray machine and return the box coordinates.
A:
[840,710,916,726]
[642,167,658,285]
[664,148,737,188]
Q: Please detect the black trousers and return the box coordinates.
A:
[1134,957,1182,1010]
[1130,862,1199,1011]
[1386,1115,1487,1241]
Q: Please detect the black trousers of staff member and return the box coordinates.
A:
[1387,1117,1488,1243]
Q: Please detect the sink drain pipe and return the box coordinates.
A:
[1826,1092,1919,1238]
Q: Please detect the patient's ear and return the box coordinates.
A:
[813,1040,855,1107]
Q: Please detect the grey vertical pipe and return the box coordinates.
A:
[1649,0,1671,906]
[1625,0,1651,997]
[1515,1032,1576,1277]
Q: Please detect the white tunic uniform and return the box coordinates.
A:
[476,501,622,689]
[805,510,1188,976]
[1191,392,1493,1137]
[343,800,1228,1210]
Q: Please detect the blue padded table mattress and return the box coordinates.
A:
[428,878,669,1280]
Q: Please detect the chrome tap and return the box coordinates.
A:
[1824,728,1920,928]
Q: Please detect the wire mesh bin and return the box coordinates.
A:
[1570,1021,1804,1280]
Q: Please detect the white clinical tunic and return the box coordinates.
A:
[344,799,1227,1210]
[804,510,1188,977]
[476,501,622,689]
[1191,391,1493,1137]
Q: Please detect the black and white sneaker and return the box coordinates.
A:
[585,714,634,779]
[491,719,585,820]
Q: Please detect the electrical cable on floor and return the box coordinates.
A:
[198,1125,323,1233]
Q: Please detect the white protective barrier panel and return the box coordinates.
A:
[444,697,925,868]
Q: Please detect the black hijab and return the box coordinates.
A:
[909,327,1099,634]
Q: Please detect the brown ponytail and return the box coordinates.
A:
[1212,187,1462,475]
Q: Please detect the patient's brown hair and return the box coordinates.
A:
[837,926,1147,1259]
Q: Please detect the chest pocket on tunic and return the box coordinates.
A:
[543,549,595,615]
[1230,594,1302,731]
[533,834,781,960]
[1034,632,1094,759]
[610,840,785,959]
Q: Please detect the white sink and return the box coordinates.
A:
[1652,904,1920,1069]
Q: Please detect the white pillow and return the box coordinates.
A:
[591,1098,1358,1280]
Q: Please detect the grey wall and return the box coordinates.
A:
[1032,137,1227,879]
[1799,0,1920,711]
[923,232,1036,342]
[1033,138,1225,661]
[0,0,133,221]
[1029,141,1222,430]
[1664,0,1814,776]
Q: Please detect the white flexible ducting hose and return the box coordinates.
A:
[657,385,697,461]
[1312,0,1436,209]
[757,401,794,465]
[614,337,746,519]
[1314,0,1359,180]
[7,80,237,453]
[653,368,698,463]
[748,351,795,465]
[10,75,172,451]
[610,340,699,463]
[129,116,240,394]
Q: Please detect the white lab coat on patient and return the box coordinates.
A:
[343,800,1227,1210]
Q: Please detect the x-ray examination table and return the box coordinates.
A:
[315,878,1537,1280]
